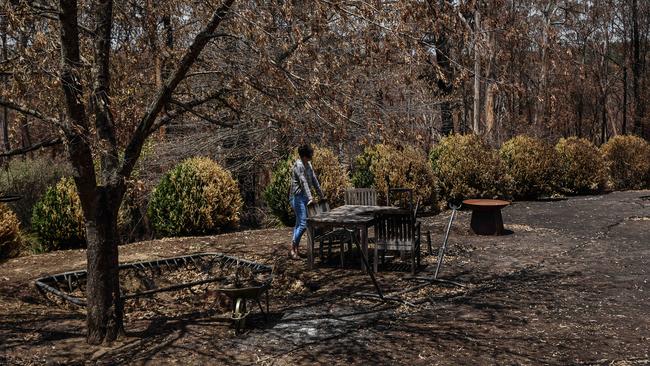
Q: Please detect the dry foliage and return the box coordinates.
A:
[310,146,352,208]
[431,134,508,202]
[0,203,22,260]
[555,137,606,194]
[148,157,243,237]
[357,144,437,206]
[500,136,560,199]
[601,135,650,190]
[0,157,72,228]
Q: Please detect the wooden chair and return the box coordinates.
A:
[344,188,378,206]
[307,200,352,267]
[373,212,422,274]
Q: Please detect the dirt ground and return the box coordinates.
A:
[1,190,649,365]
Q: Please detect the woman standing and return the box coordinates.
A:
[289,145,324,260]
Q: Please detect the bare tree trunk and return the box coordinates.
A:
[86,0,124,344]
[576,96,583,138]
[601,29,609,144]
[484,26,496,141]
[473,7,480,135]
[485,83,496,140]
[20,120,31,150]
[622,67,627,135]
[601,93,607,144]
[58,0,122,344]
[85,187,124,343]
[0,107,7,153]
[428,0,454,136]
[631,0,644,136]
[162,14,173,78]
[0,13,9,153]
[537,1,556,129]
[145,0,162,89]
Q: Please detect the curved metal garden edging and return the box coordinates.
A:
[34,252,273,308]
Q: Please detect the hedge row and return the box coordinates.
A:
[6,135,649,254]
[26,157,243,254]
[265,136,650,225]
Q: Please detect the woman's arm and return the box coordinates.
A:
[308,162,324,198]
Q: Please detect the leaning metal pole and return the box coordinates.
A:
[434,203,461,279]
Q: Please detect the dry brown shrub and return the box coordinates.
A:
[601,135,650,190]
[555,137,606,194]
[148,157,243,237]
[362,144,437,205]
[0,203,22,260]
[500,135,560,199]
[431,134,508,202]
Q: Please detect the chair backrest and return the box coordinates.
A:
[307,199,330,218]
[344,188,378,206]
[375,213,417,248]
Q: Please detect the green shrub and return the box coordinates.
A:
[31,177,86,250]
[0,203,23,261]
[431,134,507,202]
[264,146,351,226]
[264,156,295,227]
[0,157,72,228]
[555,137,606,194]
[354,144,437,205]
[148,157,243,237]
[601,135,650,190]
[500,135,560,199]
[351,147,377,188]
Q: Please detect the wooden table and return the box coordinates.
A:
[462,199,510,235]
[306,205,409,298]
[306,205,408,271]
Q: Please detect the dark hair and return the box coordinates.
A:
[298,144,314,159]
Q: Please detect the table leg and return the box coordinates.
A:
[353,227,383,299]
[470,208,505,235]
[307,224,315,270]
[373,239,378,274]
[361,225,368,271]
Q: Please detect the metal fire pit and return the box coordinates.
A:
[34,252,273,333]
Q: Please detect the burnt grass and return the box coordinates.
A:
[1,191,649,365]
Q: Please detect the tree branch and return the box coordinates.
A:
[275,33,312,65]
[0,98,60,126]
[147,89,230,133]
[120,0,236,179]
[169,98,235,127]
[0,137,62,157]
[59,0,98,214]
[91,0,119,184]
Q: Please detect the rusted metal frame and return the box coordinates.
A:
[35,253,273,306]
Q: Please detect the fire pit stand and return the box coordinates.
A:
[462,199,511,235]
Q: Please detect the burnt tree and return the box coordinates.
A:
[54,0,236,344]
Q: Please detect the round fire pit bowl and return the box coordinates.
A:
[462,199,511,236]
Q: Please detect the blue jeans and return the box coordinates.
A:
[290,194,309,246]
